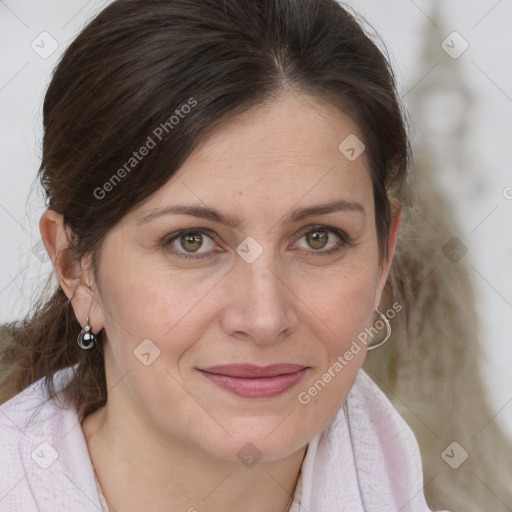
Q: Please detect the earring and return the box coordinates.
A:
[367,309,391,350]
[77,316,96,350]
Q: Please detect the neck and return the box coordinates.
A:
[82,403,306,512]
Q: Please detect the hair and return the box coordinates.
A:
[0,0,409,422]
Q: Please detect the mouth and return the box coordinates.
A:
[197,364,310,398]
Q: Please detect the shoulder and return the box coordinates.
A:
[0,366,76,443]
[329,368,452,512]
[0,369,65,459]
[0,366,102,511]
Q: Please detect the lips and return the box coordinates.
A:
[200,363,307,378]
[197,363,309,398]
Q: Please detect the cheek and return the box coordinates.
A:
[97,250,212,363]
[293,264,376,412]
[308,260,378,346]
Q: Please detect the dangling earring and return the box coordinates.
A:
[367,309,391,350]
[77,316,96,350]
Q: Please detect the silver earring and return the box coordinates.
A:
[77,316,96,350]
[367,309,391,350]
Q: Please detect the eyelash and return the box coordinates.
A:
[160,225,353,260]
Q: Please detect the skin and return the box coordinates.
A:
[40,90,401,512]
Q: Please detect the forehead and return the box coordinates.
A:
[136,91,373,223]
[186,91,366,172]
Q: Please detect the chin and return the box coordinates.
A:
[194,416,311,463]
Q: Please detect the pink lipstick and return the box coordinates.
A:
[198,363,308,398]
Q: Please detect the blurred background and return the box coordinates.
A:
[0,0,511,501]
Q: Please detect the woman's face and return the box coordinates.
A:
[85,91,399,462]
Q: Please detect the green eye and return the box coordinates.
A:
[161,225,353,261]
[163,229,218,259]
[294,226,352,256]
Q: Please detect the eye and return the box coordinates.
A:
[292,225,352,256]
[162,229,220,259]
[161,225,352,261]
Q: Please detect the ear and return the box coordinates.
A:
[39,209,104,333]
[374,199,402,309]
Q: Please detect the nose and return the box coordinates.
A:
[219,247,299,346]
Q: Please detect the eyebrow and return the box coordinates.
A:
[137,198,366,228]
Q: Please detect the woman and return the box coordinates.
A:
[0,0,452,510]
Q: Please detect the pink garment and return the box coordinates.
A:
[0,366,450,511]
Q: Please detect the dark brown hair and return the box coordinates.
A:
[1,0,410,421]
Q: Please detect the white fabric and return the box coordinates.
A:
[0,365,451,511]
